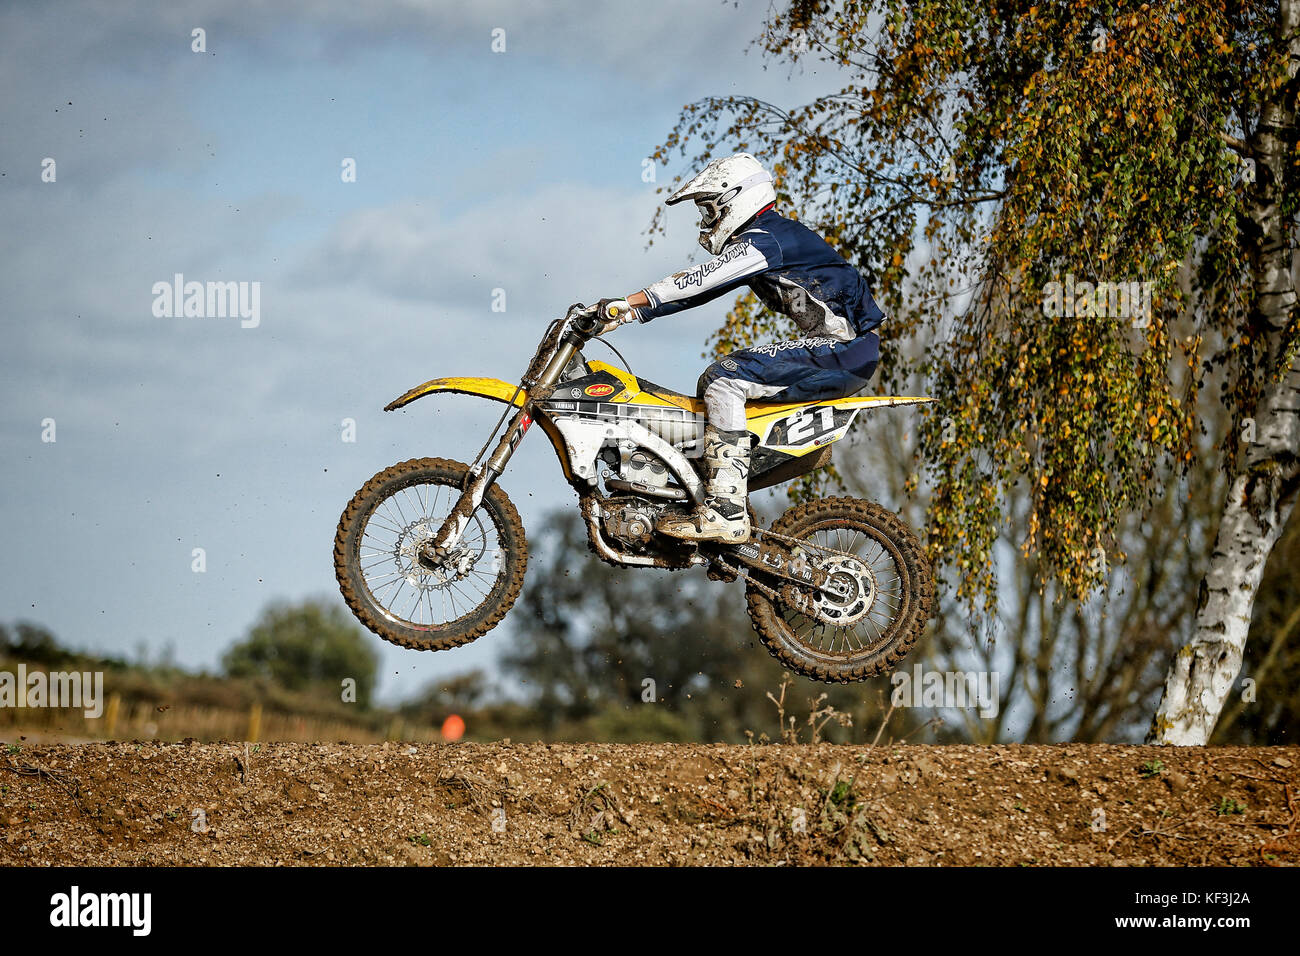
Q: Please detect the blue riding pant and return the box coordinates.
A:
[697,332,880,431]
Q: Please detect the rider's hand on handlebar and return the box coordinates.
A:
[594,298,635,335]
[565,302,602,335]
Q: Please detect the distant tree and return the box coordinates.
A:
[402,669,491,722]
[222,598,378,707]
[0,621,71,666]
[502,510,916,743]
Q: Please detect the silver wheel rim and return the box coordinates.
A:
[357,480,506,629]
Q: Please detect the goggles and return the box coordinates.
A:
[694,171,773,227]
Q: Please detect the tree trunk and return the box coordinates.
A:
[1148,417,1299,744]
[1150,0,1300,744]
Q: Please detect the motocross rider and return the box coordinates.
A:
[593,153,885,544]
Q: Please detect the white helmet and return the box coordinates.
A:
[666,153,776,255]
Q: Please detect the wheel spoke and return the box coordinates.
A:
[354,476,510,630]
[770,516,917,665]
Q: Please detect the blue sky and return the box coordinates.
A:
[0,0,846,702]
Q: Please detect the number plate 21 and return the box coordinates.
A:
[766,406,856,450]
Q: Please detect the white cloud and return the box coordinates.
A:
[289,179,689,307]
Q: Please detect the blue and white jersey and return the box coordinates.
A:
[637,209,885,341]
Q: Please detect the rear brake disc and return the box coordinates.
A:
[781,554,876,626]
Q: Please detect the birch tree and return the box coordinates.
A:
[652,0,1299,744]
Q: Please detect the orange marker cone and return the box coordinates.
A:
[441,714,465,741]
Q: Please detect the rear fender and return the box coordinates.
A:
[751,396,935,455]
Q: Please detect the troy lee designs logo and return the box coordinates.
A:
[750,337,839,356]
[671,239,755,291]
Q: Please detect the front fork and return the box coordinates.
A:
[425,334,580,557]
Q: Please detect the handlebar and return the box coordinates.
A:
[565,299,633,338]
[568,305,601,336]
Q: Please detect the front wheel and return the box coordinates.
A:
[334,457,528,651]
[746,497,933,682]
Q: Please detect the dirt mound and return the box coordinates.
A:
[1,742,1296,866]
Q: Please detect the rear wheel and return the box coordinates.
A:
[334,457,527,650]
[746,497,933,682]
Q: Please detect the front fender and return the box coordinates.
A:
[384,376,528,412]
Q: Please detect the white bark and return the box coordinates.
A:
[1148,374,1299,744]
[1149,0,1300,744]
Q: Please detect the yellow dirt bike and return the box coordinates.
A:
[334,304,935,682]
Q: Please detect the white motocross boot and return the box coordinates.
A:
[657,425,752,543]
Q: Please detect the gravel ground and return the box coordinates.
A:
[0,742,1296,866]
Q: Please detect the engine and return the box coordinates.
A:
[622,449,670,490]
[593,444,690,550]
[596,443,689,500]
[601,497,668,549]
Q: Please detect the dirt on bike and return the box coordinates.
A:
[334,304,935,683]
